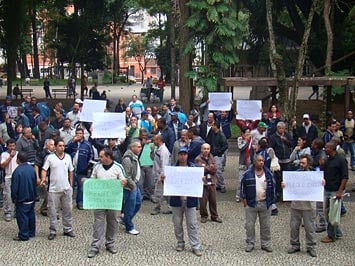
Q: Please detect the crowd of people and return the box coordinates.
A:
[0,92,352,259]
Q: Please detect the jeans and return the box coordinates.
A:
[16,202,36,240]
[342,142,355,167]
[123,187,142,231]
[75,173,87,207]
[324,190,343,240]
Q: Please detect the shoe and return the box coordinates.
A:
[321,236,334,243]
[192,248,202,257]
[87,249,98,258]
[118,217,125,225]
[127,229,140,235]
[341,211,347,217]
[211,217,223,223]
[106,246,118,254]
[307,249,317,257]
[336,233,343,239]
[352,166,355,171]
[40,211,48,217]
[287,247,300,254]
[142,195,151,201]
[216,187,221,191]
[219,188,226,193]
[271,209,278,216]
[48,233,56,240]
[235,197,241,202]
[162,210,172,215]
[150,208,160,215]
[245,245,254,252]
[63,231,75,238]
[13,236,28,241]
[77,205,84,210]
[200,217,207,223]
[176,245,185,252]
[261,246,273,252]
[316,227,326,233]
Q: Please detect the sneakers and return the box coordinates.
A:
[245,245,254,252]
[176,245,185,252]
[307,249,317,257]
[87,249,98,258]
[287,247,300,254]
[127,229,140,235]
[192,248,202,256]
[150,208,160,215]
[106,246,118,254]
[271,209,278,216]
[235,196,241,202]
[261,246,273,252]
[4,214,11,222]
[162,210,172,215]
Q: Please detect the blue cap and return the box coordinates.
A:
[178,146,189,154]
[5,96,12,100]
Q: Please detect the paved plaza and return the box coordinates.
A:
[0,149,354,266]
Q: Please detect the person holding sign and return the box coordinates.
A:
[170,146,202,256]
[86,148,127,259]
[240,155,275,253]
[283,154,318,257]
[40,139,75,241]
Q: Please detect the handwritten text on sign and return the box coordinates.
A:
[83,179,123,210]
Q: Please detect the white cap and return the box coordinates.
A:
[303,114,310,119]
[75,98,83,104]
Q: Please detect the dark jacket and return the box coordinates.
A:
[293,123,319,147]
[168,120,184,141]
[155,126,175,153]
[188,136,205,163]
[268,132,293,161]
[210,130,228,157]
[65,139,93,175]
[11,163,37,203]
[169,161,199,208]
[240,166,275,209]
[199,122,213,143]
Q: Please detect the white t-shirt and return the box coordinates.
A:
[42,153,74,192]
[91,161,126,181]
[1,151,18,178]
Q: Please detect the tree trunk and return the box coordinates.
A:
[169,2,176,98]
[113,21,118,83]
[323,0,333,75]
[266,0,288,119]
[178,0,192,111]
[31,4,40,79]
[291,0,319,114]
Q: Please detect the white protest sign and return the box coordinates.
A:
[236,100,262,120]
[163,166,204,198]
[283,171,324,202]
[91,112,126,139]
[80,99,106,122]
[208,92,232,111]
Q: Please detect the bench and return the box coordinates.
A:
[21,88,34,96]
[52,88,71,99]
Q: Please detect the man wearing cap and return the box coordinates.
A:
[293,114,318,148]
[170,146,202,256]
[251,122,268,149]
[168,112,184,141]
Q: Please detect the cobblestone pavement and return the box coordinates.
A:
[0,151,354,266]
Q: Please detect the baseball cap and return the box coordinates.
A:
[303,114,310,119]
[141,111,149,116]
[257,121,268,128]
[75,98,83,104]
[178,146,189,154]
[5,96,12,101]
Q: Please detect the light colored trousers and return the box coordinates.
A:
[48,188,73,234]
[244,201,271,248]
[91,209,119,251]
[3,178,14,214]
[171,201,201,250]
[214,156,225,189]
[290,208,316,251]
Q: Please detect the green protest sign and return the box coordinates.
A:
[83,179,123,210]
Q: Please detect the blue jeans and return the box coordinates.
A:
[75,173,87,207]
[342,142,355,167]
[123,187,142,231]
[16,202,36,240]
